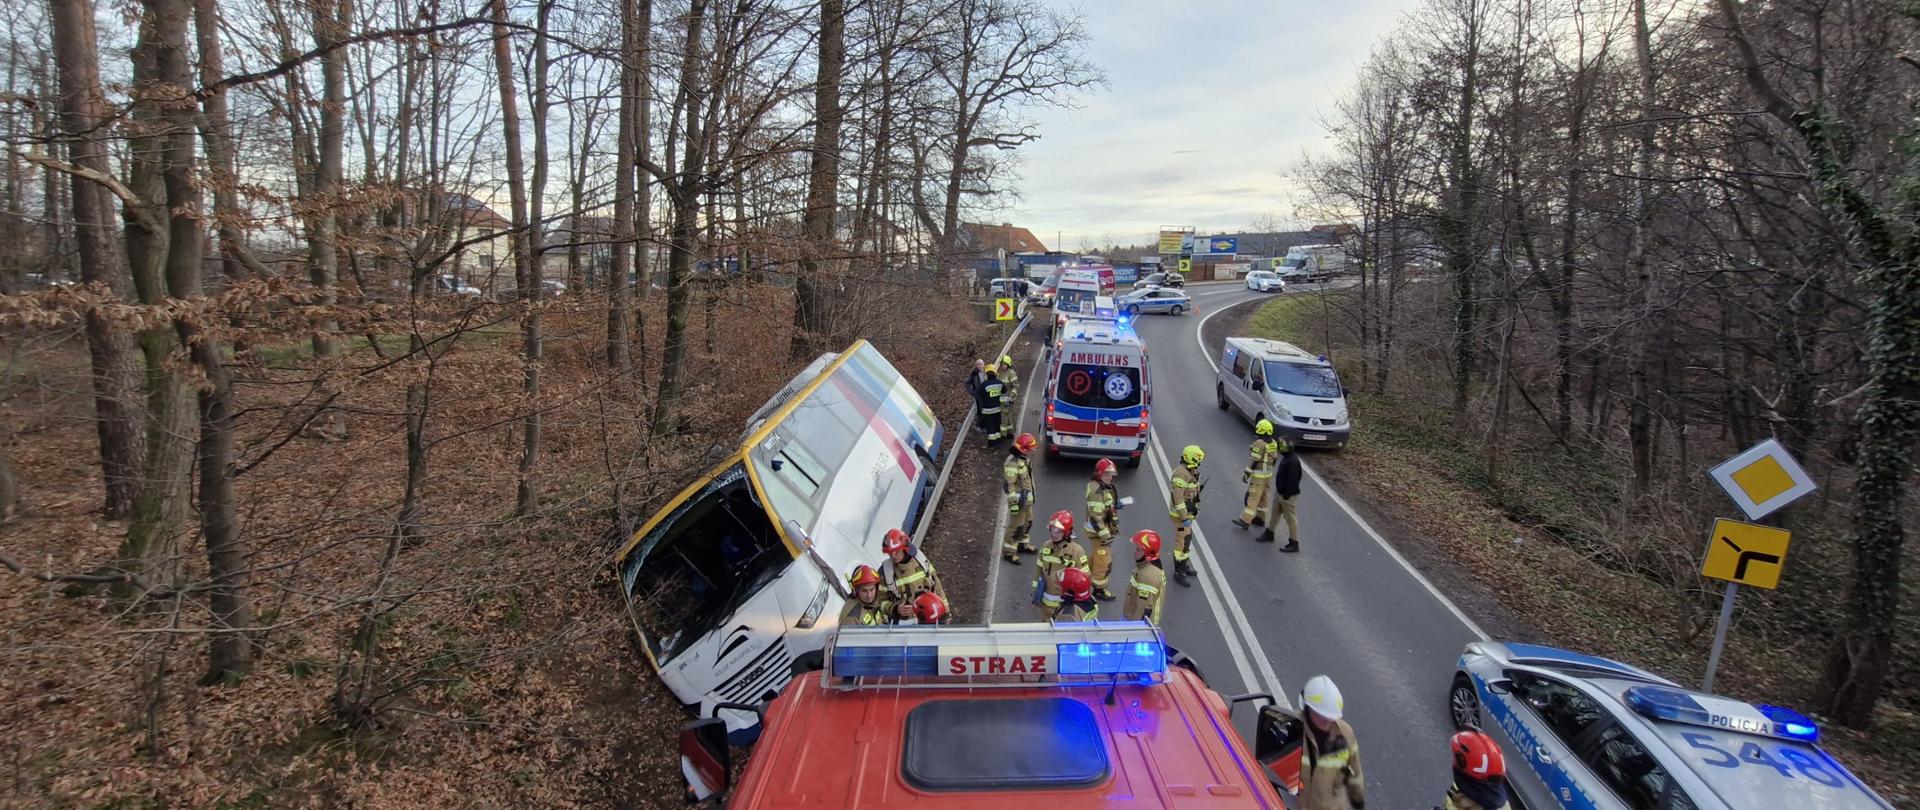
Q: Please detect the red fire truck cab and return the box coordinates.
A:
[679,622,1306,808]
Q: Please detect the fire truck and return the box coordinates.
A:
[679,622,1306,808]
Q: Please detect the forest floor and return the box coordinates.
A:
[1234,292,1919,807]
[0,284,996,808]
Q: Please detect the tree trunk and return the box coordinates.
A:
[651,0,709,437]
[491,0,546,515]
[607,0,640,370]
[48,0,145,520]
[192,0,267,282]
[1624,0,1657,497]
[633,0,654,300]
[120,5,195,594]
[1443,0,1483,424]
[790,0,845,359]
[307,0,351,439]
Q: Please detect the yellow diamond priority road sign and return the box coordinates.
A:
[994,298,1016,321]
[1701,519,1791,590]
[1708,438,1816,520]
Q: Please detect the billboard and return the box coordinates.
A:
[1157,230,1187,254]
[1193,236,1238,255]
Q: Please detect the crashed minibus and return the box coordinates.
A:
[614,340,943,739]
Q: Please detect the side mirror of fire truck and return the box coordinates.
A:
[1254,704,1306,795]
[680,718,731,804]
[680,702,767,805]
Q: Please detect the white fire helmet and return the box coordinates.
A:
[1301,674,1345,721]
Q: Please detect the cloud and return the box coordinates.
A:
[1003,0,1410,246]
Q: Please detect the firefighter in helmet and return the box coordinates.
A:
[996,354,1019,414]
[1443,729,1509,810]
[1168,445,1205,586]
[880,527,944,610]
[977,366,1006,446]
[1233,419,1279,530]
[1055,568,1099,622]
[1002,433,1040,563]
[841,565,897,626]
[912,592,952,626]
[1083,457,1123,601]
[1124,529,1166,624]
[1032,510,1088,620]
[1298,675,1366,810]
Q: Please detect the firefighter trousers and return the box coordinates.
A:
[979,409,1003,442]
[1172,518,1194,564]
[1003,503,1033,555]
[1087,529,1113,591]
[1240,475,1273,524]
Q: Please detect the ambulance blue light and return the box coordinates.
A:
[1117,315,1131,329]
[831,644,939,677]
[1056,640,1164,675]
[1759,705,1820,742]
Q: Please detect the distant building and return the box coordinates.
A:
[955,222,1048,288]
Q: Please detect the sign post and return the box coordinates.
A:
[1702,583,1739,693]
[1698,439,1814,691]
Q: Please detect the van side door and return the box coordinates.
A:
[1223,345,1258,419]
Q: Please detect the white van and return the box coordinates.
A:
[1045,317,1150,467]
[1215,337,1350,448]
[614,340,942,741]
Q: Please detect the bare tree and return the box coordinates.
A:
[46,0,145,520]
[790,0,845,359]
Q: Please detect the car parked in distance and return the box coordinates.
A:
[1119,287,1193,316]
[1135,271,1186,289]
[434,275,486,297]
[1245,270,1285,292]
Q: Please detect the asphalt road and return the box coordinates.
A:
[986,283,1484,808]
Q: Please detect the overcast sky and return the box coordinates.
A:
[1001,0,1412,252]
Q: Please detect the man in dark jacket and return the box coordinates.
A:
[1257,438,1304,552]
[963,359,987,433]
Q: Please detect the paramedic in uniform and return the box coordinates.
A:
[1083,458,1122,601]
[880,527,944,616]
[1167,445,1205,586]
[1033,510,1088,620]
[976,366,1006,446]
[842,565,898,626]
[1124,530,1166,624]
[1233,419,1279,530]
[1002,433,1040,563]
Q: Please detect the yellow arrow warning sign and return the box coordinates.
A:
[994,298,1016,321]
[1700,518,1791,590]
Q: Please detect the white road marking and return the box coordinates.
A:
[1193,294,1492,642]
[1143,436,1292,709]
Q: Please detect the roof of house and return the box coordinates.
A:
[960,222,1048,255]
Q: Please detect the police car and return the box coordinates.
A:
[1448,641,1895,810]
[680,622,1309,807]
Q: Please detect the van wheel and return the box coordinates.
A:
[1126,453,1141,468]
[1170,305,1184,315]
[1216,383,1229,410]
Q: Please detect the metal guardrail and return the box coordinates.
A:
[911,312,1031,547]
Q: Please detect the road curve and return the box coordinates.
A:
[987,284,1483,808]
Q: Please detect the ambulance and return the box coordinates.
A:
[614,341,943,740]
[679,622,1308,807]
[1044,313,1150,467]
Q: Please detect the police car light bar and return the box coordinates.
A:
[827,622,1167,683]
[1623,685,1820,743]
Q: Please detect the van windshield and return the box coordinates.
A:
[620,463,790,662]
[1056,361,1143,410]
[1263,361,1341,398]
